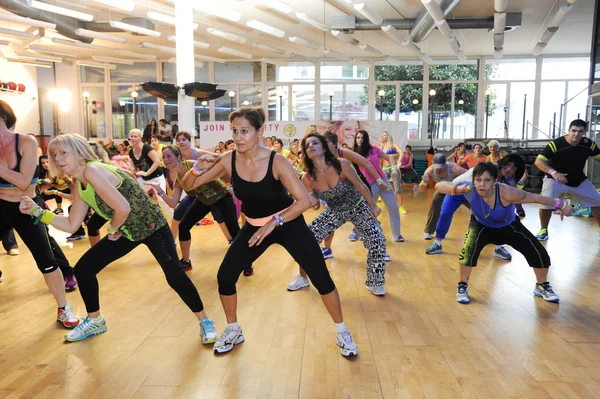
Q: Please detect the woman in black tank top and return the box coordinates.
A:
[181,107,358,358]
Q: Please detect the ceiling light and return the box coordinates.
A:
[493,33,504,48]
[6,57,52,68]
[115,50,156,60]
[494,47,503,59]
[252,42,285,54]
[358,44,382,56]
[109,21,161,37]
[296,12,329,31]
[494,0,507,12]
[52,37,103,49]
[92,0,134,12]
[167,57,204,67]
[246,20,285,38]
[76,60,116,69]
[14,51,61,62]
[381,25,406,45]
[448,37,460,52]
[30,1,94,22]
[350,59,371,68]
[147,11,198,29]
[218,47,253,59]
[207,28,247,44]
[93,56,133,65]
[419,53,434,64]
[403,40,421,55]
[262,57,288,66]
[194,54,226,63]
[420,0,445,22]
[261,1,292,14]
[140,42,175,53]
[455,50,467,61]
[494,13,506,34]
[193,5,241,22]
[331,30,358,45]
[567,0,578,3]
[353,3,383,25]
[167,36,210,49]
[549,5,574,28]
[27,45,77,57]
[74,28,127,43]
[289,53,314,63]
[532,43,546,56]
[435,20,452,38]
[0,13,56,29]
[289,36,320,50]
[323,47,349,60]
[0,27,34,39]
[540,29,556,43]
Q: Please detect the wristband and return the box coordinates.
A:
[516,182,524,189]
[450,184,457,195]
[33,210,44,225]
[548,168,556,175]
[375,178,384,185]
[190,163,205,176]
[40,210,56,225]
[226,185,233,190]
[29,204,40,217]
[553,198,566,210]
[273,215,284,227]
[107,224,119,234]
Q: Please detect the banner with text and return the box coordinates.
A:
[198,121,408,150]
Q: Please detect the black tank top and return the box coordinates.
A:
[231,150,294,218]
[0,134,21,185]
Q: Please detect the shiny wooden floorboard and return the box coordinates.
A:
[0,190,599,399]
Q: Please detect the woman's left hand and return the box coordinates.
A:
[248,220,276,247]
[378,180,392,191]
[135,171,147,177]
[108,231,122,241]
[371,205,382,218]
[19,196,37,215]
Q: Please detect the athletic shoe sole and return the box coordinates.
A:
[66,236,86,241]
[456,297,470,304]
[57,318,80,329]
[323,254,333,260]
[494,253,512,260]
[533,291,560,303]
[336,341,358,357]
[65,285,77,292]
[287,282,310,291]
[64,325,108,342]
[213,335,245,354]
[202,336,217,345]
[426,249,442,255]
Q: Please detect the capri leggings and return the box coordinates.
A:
[74,224,204,313]
[41,191,63,205]
[174,195,225,224]
[217,215,336,296]
[435,194,469,239]
[86,212,107,237]
[179,193,239,242]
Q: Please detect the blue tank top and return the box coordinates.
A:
[464,183,515,228]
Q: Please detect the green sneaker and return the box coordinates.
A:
[535,228,548,241]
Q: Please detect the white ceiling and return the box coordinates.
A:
[0,0,595,65]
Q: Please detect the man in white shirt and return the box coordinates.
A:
[158,119,173,143]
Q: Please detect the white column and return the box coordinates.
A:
[175,0,196,136]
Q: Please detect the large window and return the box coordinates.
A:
[374,62,423,81]
[454,83,478,139]
[508,82,535,139]
[485,59,536,81]
[399,84,422,139]
[111,85,158,139]
[292,85,315,121]
[268,86,289,121]
[276,63,315,82]
[110,63,156,83]
[320,84,343,121]
[215,85,237,121]
[430,61,478,81]
[542,58,590,80]
[321,61,368,80]
[484,84,507,139]
[82,86,106,138]
[162,63,209,83]
[81,66,104,83]
[375,84,395,121]
[429,84,452,139]
[215,62,261,83]
[346,84,369,120]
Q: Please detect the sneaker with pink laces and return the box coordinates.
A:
[64,275,78,292]
[57,303,80,328]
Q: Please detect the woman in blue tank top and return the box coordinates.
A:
[435,162,574,305]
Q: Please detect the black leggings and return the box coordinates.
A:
[179,194,239,242]
[217,216,336,296]
[41,192,63,205]
[74,224,204,313]
[86,212,107,237]
[1,228,17,251]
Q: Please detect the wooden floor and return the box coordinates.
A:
[1,190,599,399]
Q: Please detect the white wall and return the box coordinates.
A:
[0,58,40,135]
[54,62,82,135]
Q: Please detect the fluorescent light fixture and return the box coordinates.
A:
[0,13,56,29]
[540,29,555,43]
[246,20,285,38]
[195,54,226,63]
[354,3,383,25]
[30,1,94,22]
[549,5,574,28]
[420,0,445,22]
[289,53,314,63]
[27,45,77,57]
[331,30,359,45]
[207,28,247,44]
[93,0,134,12]
[532,43,546,56]
[261,0,292,14]
[76,60,116,69]
[296,12,329,31]
[93,55,133,65]
[567,0,578,3]
[52,37,103,49]
[323,47,349,60]
[0,27,34,39]
[448,37,460,52]
[109,21,161,38]
[289,36,320,50]
[494,13,506,33]
[262,57,288,66]
[419,53,434,64]
[381,25,406,45]
[455,50,467,61]
[218,46,253,59]
[252,42,285,54]
[494,0,507,12]
[167,57,204,67]
[74,28,127,43]
[494,47,503,59]
[493,33,504,48]
[147,12,198,29]
[403,40,421,55]
[358,44,382,56]
[115,50,156,60]
[14,51,61,62]
[350,59,371,68]
[435,20,452,38]
[167,36,210,49]
[6,57,52,68]
[193,5,241,22]
[140,42,175,53]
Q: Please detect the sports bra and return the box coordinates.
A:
[0,134,39,187]
[381,146,398,156]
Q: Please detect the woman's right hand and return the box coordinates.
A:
[18,196,38,215]
[144,182,165,196]
[370,205,382,218]
[454,183,472,195]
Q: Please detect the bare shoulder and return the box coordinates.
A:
[339,158,351,168]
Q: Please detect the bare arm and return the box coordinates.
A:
[435,181,471,195]
[300,174,320,209]
[37,187,89,233]
[419,167,433,191]
[84,164,131,229]
[340,159,377,210]
[181,154,228,192]
[147,180,183,208]
[451,164,468,177]
[0,134,38,190]
[139,149,161,176]
[340,148,380,182]
[535,156,567,184]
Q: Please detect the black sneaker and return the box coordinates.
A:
[66,233,86,241]
[180,259,192,272]
[243,266,254,277]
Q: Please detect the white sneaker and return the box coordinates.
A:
[65,316,107,342]
[383,253,391,262]
[423,233,432,240]
[366,285,386,296]
[287,275,310,291]
[200,318,218,344]
[534,282,559,303]
[456,283,470,304]
[57,303,80,328]
[213,324,244,354]
[336,328,358,357]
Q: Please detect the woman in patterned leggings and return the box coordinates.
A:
[286,133,388,296]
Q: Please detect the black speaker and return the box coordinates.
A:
[141,82,178,101]
[183,82,225,101]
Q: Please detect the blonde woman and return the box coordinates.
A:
[19,134,218,343]
[380,131,406,213]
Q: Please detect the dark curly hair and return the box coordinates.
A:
[498,153,525,182]
[301,133,341,180]
[352,130,372,158]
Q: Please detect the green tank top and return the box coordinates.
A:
[78,162,167,241]
[176,160,229,206]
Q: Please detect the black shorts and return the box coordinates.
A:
[459,215,551,268]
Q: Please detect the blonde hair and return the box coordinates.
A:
[381,130,395,152]
[47,134,99,178]
[129,128,142,137]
